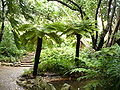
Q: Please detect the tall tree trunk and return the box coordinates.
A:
[94,0,102,50]
[75,34,81,67]
[108,17,120,46]
[97,0,113,50]
[0,0,5,42]
[106,0,117,47]
[97,30,108,50]
[33,37,42,77]
[91,35,96,50]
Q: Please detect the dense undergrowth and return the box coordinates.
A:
[38,47,75,75]
[71,44,120,90]
[36,44,120,90]
[0,29,26,62]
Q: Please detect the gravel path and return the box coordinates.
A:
[0,66,30,90]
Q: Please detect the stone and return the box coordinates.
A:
[26,84,33,89]
[19,77,25,81]
[1,63,13,66]
[13,62,21,67]
[30,76,56,90]
[27,79,35,84]
[17,76,56,90]
[61,83,71,90]
[47,83,56,90]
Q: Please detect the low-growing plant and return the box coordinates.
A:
[38,47,76,75]
[22,69,33,77]
[71,44,120,90]
[0,28,26,62]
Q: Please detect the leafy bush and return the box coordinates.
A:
[22,69,33,77]
[0,28,26,62]
[71,44,120,90]
[38,47,75,75]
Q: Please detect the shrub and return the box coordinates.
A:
[0,28,26,62]
[38,47,75,75]
[71,44,120,90]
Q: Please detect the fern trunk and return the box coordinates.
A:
[33,37,42,77]
[75,34,81,67]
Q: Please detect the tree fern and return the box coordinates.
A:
[62,20,97,36]
[18,22,63,51]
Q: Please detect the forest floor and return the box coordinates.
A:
[0,52,34,90]
[0,52,87,90]
[0,66,30,90]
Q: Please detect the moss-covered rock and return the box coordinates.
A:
[17,76,56,90]
[61,83,71,90]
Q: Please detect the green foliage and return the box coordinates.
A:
[18,23,63,51]
[62,20,97,37]
[0,28,25,62]
[22,69,33,77]
[71,44,120,90]
[38,47,75,75]
[115,30,120,40]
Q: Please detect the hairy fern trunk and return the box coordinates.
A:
[33,37,42,77]
[75,34,81,67]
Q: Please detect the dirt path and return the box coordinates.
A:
[0,66,30,90]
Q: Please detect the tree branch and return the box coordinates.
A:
[94,0,102,49]
[100,8,105,30]
[107,0,113,20]
[68,0,84,19]
[109,6,120,46]
[47,0,79,11]
[97,0,113,50]
[106,0,116,47]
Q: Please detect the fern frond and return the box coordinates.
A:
[44,22,66,32]
[83,80,103,90]
[70,68,89,74]
[46,32,62,44]
[11,30,21,49]
[17,24,34,31]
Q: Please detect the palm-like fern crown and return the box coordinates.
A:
[17,22,65,51]
[17,20,97,51]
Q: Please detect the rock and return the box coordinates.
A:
[30,76,56,90]
[26,84,33,89]
[16,80,26,87]
[17,76,56,90]
[61,83,71,90]
[22,80,27,84]
[27,79,35,84]
[1,63,13,66]
[48,83,56,90]
[16,80,21,85]
[19,77,26,81]
[10,63,14,66]
[13,62,21,67]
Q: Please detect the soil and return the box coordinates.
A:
[0,66,30,90]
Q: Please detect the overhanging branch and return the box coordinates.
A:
[68,0,84,19]
[47,0,79,11]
